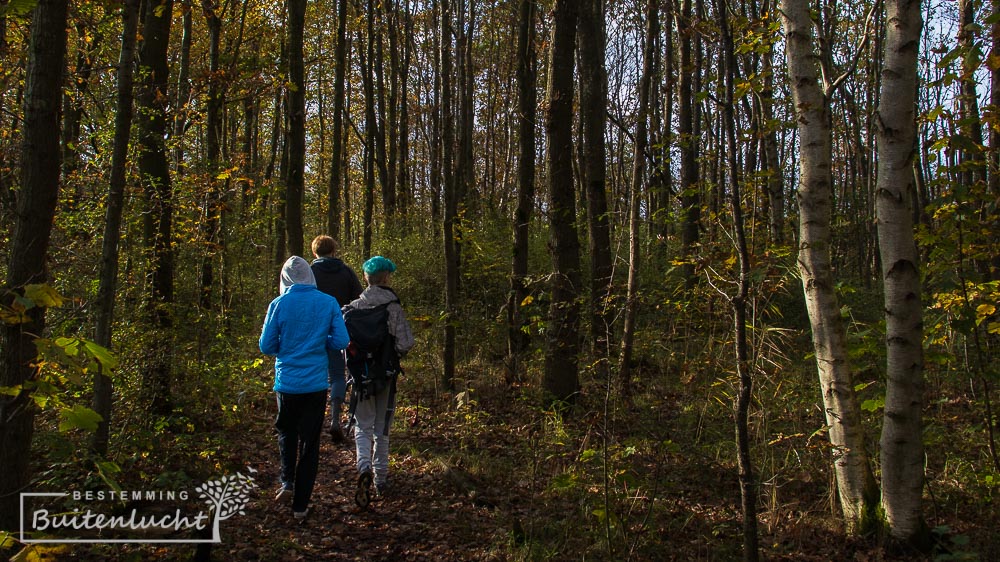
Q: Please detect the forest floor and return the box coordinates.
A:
[210,408,507,561]
[7,369,996,561]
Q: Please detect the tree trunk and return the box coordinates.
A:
[956,0,986,191]
[441,0,458,391]
[137,0,175,415]
[0,0,69,530]
[386,1,400,221]
[361,8,376,258]
[173,1,193,175]
[760,32,785,245]
[991,0,1000,197]
[619,0,656,395]
[718,0,759,557]
[61,22,99,190]
[397,0,413,220]
[542,0,581,404]
[92,0,141,457]
[782,0,879,533]
[200,0,223,309]
[328,0,349,239]
[506,0,536,383]
[373,1,392,219]
[677,0,700,289]
[578,0,612,359]
[876,0,926,543]
[285,0,306,257]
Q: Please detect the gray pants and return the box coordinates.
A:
[353,386,394,485]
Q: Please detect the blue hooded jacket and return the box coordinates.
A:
[260,256,350,394]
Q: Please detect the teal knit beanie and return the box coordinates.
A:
[363,256,397,275]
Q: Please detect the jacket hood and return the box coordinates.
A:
[280,256,316,293]
[311,256,346,274]
[354,285,399,308]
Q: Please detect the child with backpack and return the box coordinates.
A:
[341,256,415,506]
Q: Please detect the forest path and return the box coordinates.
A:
[216,406,505,561]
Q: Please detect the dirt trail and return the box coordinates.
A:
[215,414,503,562]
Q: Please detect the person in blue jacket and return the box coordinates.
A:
[259,256,349,520]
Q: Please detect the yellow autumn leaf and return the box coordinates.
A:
[24,284,64,308]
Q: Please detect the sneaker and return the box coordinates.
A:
[374,481,389,499]
[293,507,309,521]
[355,470,373,508]
[275,484,294,502]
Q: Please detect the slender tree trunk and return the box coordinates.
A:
[173,1,192,175]
[0,0,69,530]
[876,0,926,544]
[619,0,656,395]
[782,0,879,533]
[718,0,759,557]
[579,0,612,359]
[677,0,700,289]
[92,0,141,457]
[372,1,392,219]
[957,0,985,190]
[506,0,536,382]
[285,0,306,257]
[396,0,413,221]
[991,0,1000,197]
[386,1,400,220]
[457,0,475,225]
[361,9,376,257]
[200,0,223,309]
[760,29,785,245]
[542,0,581,404]
[441,0,458,391]
[328,0,349,239]
[61,22,99,191]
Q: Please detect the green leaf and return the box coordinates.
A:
[84,341,118,370]
[56,337,81,357]
[58,405,103,432]
[96,461,123,492]
[861,397,885,412]
[24,284,65,308]
[0,385,21,396]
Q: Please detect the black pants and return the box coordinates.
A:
[275,390,327,512]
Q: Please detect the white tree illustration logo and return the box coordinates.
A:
[195,472,257,542]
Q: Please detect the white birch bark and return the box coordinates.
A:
[876,0,925,541]
[782,0,878,532]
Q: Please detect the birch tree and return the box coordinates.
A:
[782,0,879,533]
[876,0,926,542]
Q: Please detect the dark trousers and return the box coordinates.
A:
[275,390,327,512]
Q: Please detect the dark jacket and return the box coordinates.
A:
[311,257,363,307]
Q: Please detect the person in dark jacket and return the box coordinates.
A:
[260,256,349,520]
[310,235,363,442]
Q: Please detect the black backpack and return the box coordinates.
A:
[343,299,400,402]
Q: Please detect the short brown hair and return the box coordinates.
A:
[365,270,391,286]
[311,235,338,257]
